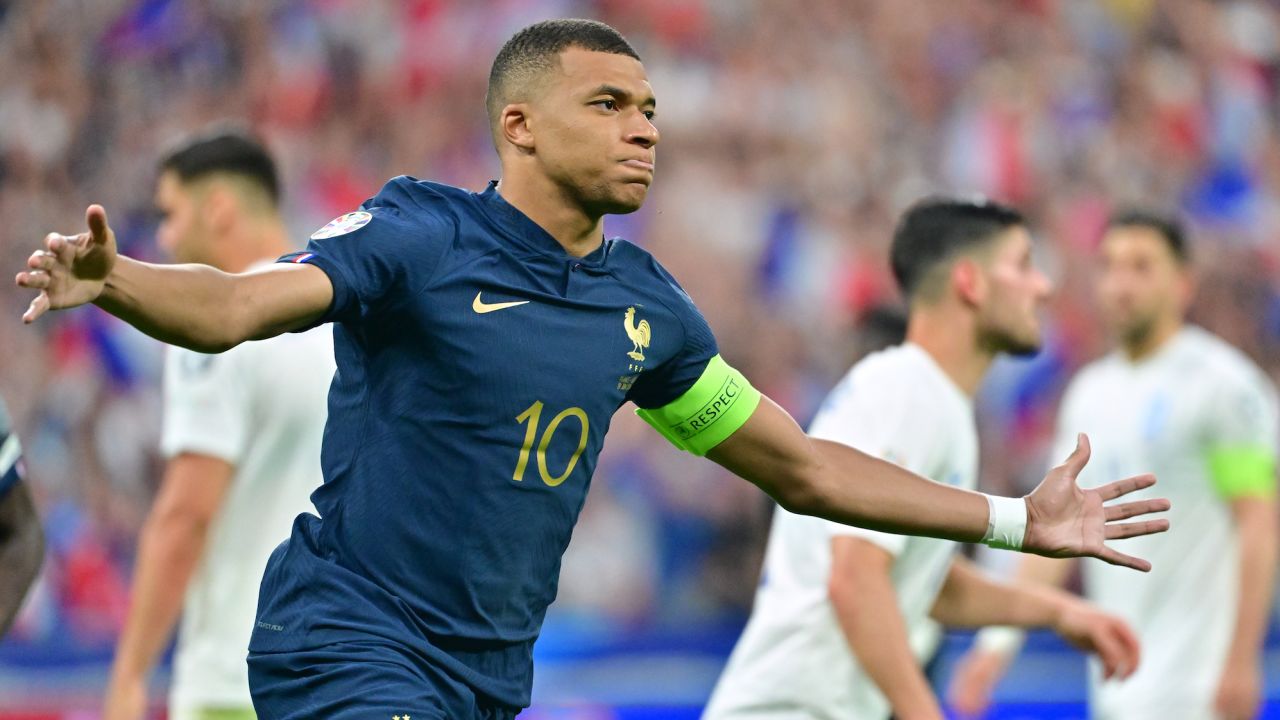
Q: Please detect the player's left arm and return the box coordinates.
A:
[929,556,1138,680]
[1206,373,1280,720]
[700,392,1168,569]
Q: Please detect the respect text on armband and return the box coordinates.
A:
[672,377,744,439]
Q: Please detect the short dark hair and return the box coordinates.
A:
[159,130,280,205]
[890,197,1025,301]
[486,19,640,136]
[1105,209,1190,264]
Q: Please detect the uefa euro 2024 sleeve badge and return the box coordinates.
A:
[310,211,373,240]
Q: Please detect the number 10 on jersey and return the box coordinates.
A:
[513,401,590,487]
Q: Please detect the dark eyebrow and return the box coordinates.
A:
[589,84,657,109]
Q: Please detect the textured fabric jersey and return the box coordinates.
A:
[250,177,721,712]
[704,344,977,719]
[161,293,334,713]
[0,399,23,498]
[1049,327,1279,720]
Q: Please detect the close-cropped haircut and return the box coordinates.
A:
[1106,209,1190,264]
[159,130,280,205]
[485,19,640,140]
[890,197,1025,302]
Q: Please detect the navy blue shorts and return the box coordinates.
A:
[248,641,519,720]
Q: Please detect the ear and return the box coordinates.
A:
[202,185,237,236]
[952,258,985,307]
[501,103,536,153]
[1177,267,1198,308]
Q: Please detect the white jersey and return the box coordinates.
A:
[161,318,334,712]
[704,344,977,720]
[1054,327,1278,720]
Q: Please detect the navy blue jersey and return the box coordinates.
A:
[252,178,717,707]
[0,400,22,497]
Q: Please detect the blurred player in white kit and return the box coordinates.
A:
[103,130,335,720]
[950,210,1279,720]
[703,198,1144,720]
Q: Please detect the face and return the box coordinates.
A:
[972,227,1052,356]
[1097,226,1188,346]
[154,171,214,264]
[521,48,659,215]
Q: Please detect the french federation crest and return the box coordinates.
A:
[310,211,373,240]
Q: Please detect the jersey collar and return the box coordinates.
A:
[478,181,612,268]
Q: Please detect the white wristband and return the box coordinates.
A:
[974,626,1026,657]
[983,495,1028,550]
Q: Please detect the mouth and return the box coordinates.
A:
[621,158,655,173]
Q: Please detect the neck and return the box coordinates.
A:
[218,214,293,273]
[905,306,995,397]
[1121,315,1183,362]
[495,168,605,258]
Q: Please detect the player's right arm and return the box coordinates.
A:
[829,537,945,720]
[15,206,331,351]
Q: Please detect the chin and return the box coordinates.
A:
[597,188,649,215]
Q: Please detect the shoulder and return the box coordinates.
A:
[1065,354,1121,396]
[361,176,467,230]
[818,346,928,422]
[1181,327,1269,388]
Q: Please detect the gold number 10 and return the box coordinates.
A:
[513,401,590,487]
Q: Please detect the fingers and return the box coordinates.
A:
[1104,518,1170,540]
[1058,432,1092,477]
[1092,623,1126,679]
[1094,473,1157,502]
[86,204,110,244]
[1104,497,1172,522]
[1114,620,1141,679]
[22,291,49,324]
[27,249,56,272]
[15,269,50,290]
[1093,545,1152,573]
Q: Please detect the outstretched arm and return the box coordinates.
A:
[707,396,1170,570]
[15,206,332,352]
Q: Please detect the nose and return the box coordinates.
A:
[628,111,659,149]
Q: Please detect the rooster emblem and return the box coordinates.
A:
[624,306,651,361]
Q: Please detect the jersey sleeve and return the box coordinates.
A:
[1204,368,1280,500]
[808,370,945,555]
[628,271,761,456]
[160,346,252,464]
[0,401,23,498]
[279,176,452,326]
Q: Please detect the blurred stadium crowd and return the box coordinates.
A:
[2,0,1280,681]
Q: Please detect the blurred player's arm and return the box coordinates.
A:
[705,396,1168,570]
[0,481,44,638]
[933,557,1136,678]
[945,551,1077,716]
[829,537,945,720]
[1206,376,1279,720]
[104,453,233,720]
[15,206,331,352]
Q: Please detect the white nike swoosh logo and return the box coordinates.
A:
[472,292,530,314]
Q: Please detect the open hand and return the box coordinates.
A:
[14,204,117,323]
[1022,434,1170,571]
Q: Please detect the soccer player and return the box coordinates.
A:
[949,211,1277,720]
[0,395,44,638]
[703,199,1141,720]
[16,20,1170,720]
[101,132,334,720]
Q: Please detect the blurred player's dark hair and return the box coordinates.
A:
[890,197,1025,303]
[1106,208,1190,264]
[159,129,280,205]
[486,19,640,139]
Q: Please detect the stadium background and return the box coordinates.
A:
[2,0,1280,717]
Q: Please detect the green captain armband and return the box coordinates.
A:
[1208,446,1277,499]
[635,355,762,456]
